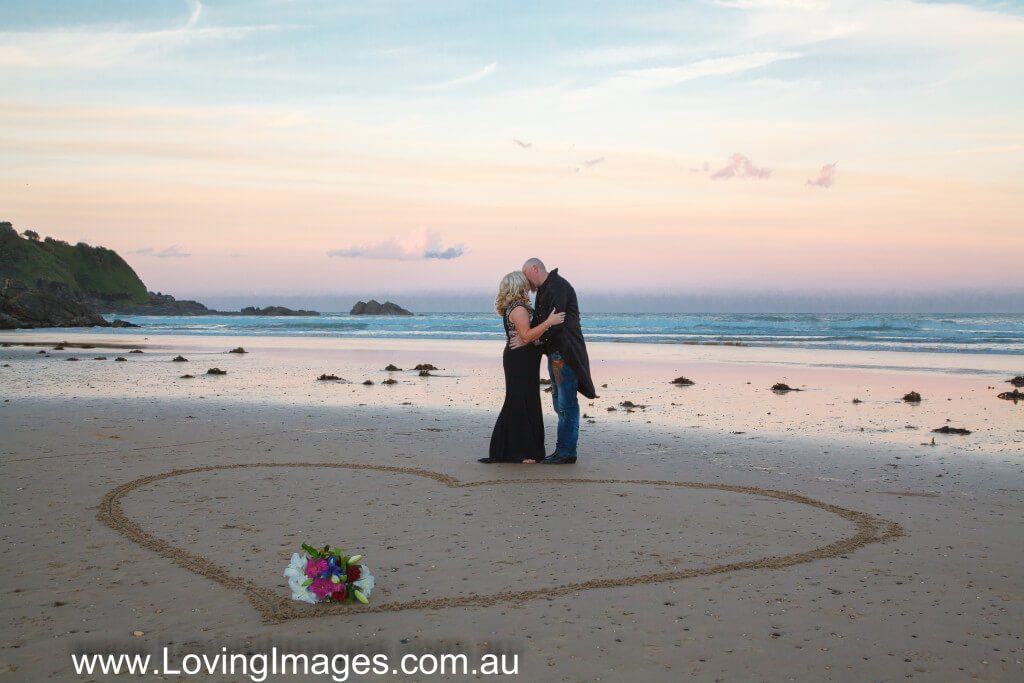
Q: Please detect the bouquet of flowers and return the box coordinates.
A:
[283,543,375,605]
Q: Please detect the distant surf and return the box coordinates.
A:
[79,313,1024,356]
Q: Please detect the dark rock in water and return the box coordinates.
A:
[317,373,341,381]
[997,389,1023,402]
[110,319,140,328]
[235,306,318,317]
[350,300,413,316]
[384,364,402,371]
[53,344,65,350]
[172,355,188,362]
[903,391,922,403]
[228,347,247,354]
[418,369,432,377]
[36,349,46,354]
[382,378,398,385]
[206,367,227,375]
[65,356,79,361]
[932,426,972,435]
[772,383,801,392]
[0,342,9,347]
[362,379,374,385]
[1007,376,1024,387]
[852,398,863,404]
[671,376,695,385]
[95,291,213,316]
[620,400,646,409]
[129,348,143,354]
[93,356,106,360]
[414,363,438,371]
[114,356,127,361]
[95,292,320,317]
[180,374,194,379]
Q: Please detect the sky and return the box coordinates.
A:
[1,0,1022,306]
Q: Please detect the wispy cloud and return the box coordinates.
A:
[807,162,837,188]
[611,51,800,88]
[710,153,772,180]
[328,228,464,260]
[564,44,697,67]
[512,138,533,149]
[133,245,191,258]
[572,156,606,173]
[414,62,497,91]
[0,0,281,68]
[711,0,830,10]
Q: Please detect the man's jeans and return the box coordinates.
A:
[548,352,580,457]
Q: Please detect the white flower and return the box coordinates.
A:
[283,552,317,604]
[354,565,374,598]
[283,553,306,580]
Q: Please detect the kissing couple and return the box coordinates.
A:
[480,258,597,465]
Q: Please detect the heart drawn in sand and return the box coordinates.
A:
[98,463,903,624]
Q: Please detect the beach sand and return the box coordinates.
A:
[1,333,1021,681]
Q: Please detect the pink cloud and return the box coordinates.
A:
[710,153,771,180]
[807,162,838,188]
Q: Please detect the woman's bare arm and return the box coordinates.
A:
[509,306,564,345]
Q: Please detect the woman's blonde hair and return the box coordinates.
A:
[495,271,531,316]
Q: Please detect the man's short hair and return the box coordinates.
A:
[522,257,546,272]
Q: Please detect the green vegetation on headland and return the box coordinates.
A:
[1,221,148,305]
[0,221,318,328]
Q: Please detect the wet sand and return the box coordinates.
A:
[1,334,1021,680]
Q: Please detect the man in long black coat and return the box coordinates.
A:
[512,258,596,464]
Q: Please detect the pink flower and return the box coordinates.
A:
[309,577,336,600]
[305,558,328,579]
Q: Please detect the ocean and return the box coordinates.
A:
[81,313,1024,356]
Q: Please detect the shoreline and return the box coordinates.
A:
[2,332,1020,455]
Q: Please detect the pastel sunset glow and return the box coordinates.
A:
[1,0,1022,300]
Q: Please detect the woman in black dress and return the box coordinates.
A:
[482,271,565,464]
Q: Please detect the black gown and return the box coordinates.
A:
[488,304,545,462]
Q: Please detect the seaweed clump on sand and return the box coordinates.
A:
[932,425,971,435]
[206,367,227,375]
[671,376,695,386]
[902,391,922,403]
[997,389,1023,402]
[772,383,802,393]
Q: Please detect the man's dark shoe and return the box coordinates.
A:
[540,454,577,464]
